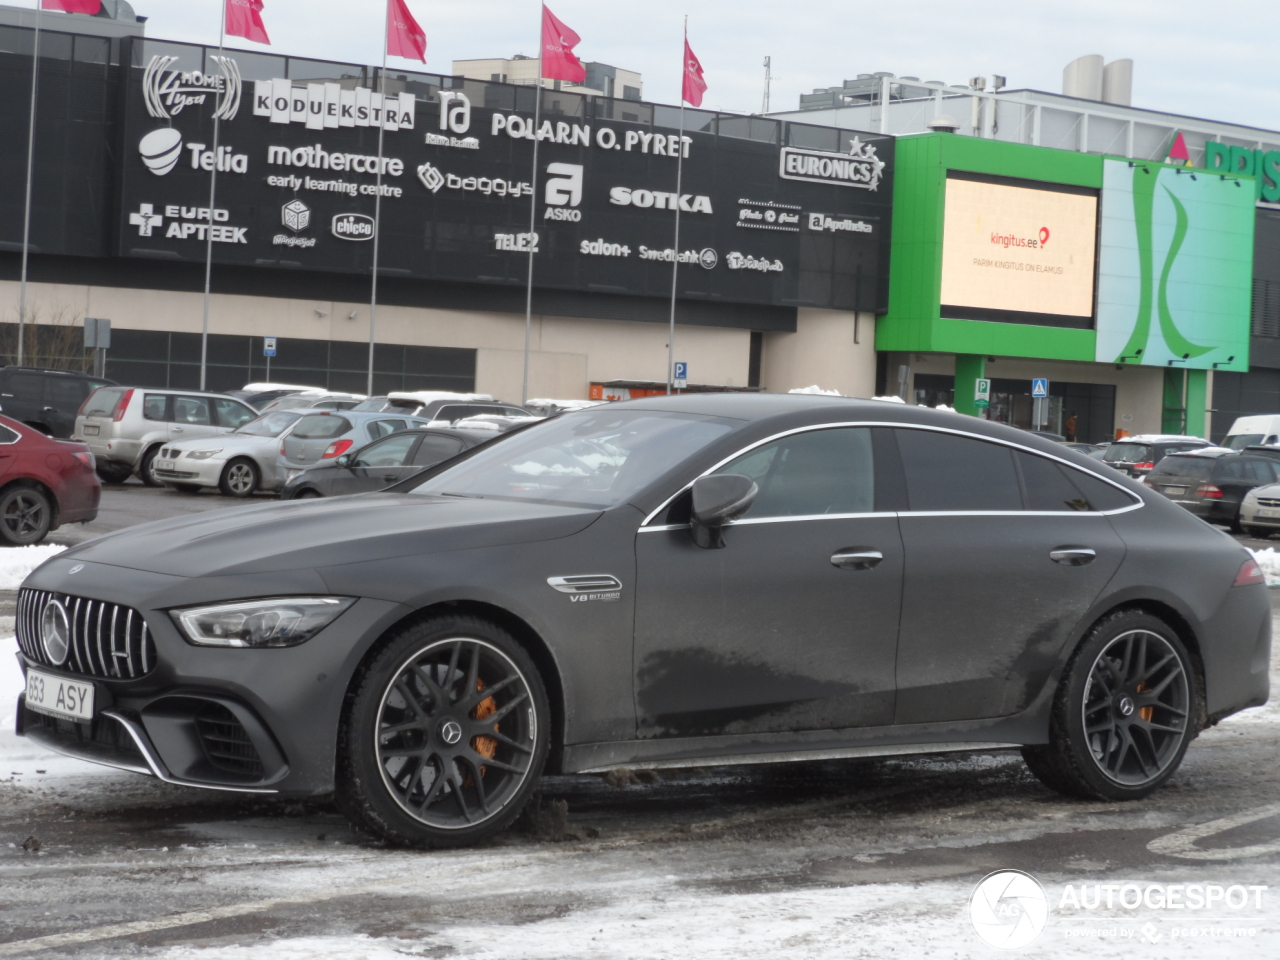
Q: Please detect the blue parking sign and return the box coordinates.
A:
[673,362,688,381]
[1032,378,1049,398]
[264,337,277,358]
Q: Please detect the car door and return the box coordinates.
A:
[0,423,20,479]
[334,433,420,495]
[891,428,1129,724]
[2,372,45,429]
[411,432,467,471]
[169,395,218,443]
[44,377,87,438]
[633,425,904,739]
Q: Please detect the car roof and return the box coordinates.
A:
[386,391,497,404]
[1163,447,1237,459]
[128,388,250,400]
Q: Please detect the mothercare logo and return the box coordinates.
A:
[143,55,242,121]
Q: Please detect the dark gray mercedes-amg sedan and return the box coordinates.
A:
[12,394,1271,848]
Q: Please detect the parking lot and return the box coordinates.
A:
[2,482,1278,958]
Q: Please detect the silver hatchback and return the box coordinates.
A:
[276,410,433,486]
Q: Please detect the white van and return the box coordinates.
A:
[1222,415,1280,450]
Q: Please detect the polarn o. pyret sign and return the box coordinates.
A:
[116,39,893,312]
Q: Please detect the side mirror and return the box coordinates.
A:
[336,453,353,467]
[689,473,758,549]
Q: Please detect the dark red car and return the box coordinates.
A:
[0,415,99,546]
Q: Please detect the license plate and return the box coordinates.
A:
[24,668,95,722]
[155,459,175,471]
[1163,486,1187,496]
[82,424,100,436]
[1258,508,1280,518]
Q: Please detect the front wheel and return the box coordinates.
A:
[1023,610,1198,801]
[1243,525,1273,540]
[96,462,132,484]
[0,486,52,545]
[337,615,550,848]
[138,446,164,487]
[219,458,259,498]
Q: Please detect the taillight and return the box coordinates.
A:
[112,388,134,422]
[1132,461,1155,472]
[73,451,95,469]
[1195,484,1223,499]
[322,439,353,459]
[1234,558,1266,587]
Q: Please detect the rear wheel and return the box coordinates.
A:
[0,486,52,546]
[337,615,550,848]
[138,446,164,487]
[1243,525,1273,539]
[173,484,202,495]
[1023,610,1197,801]
[219,458,259,498]
[95,462,132,484]
[294,489,321,499]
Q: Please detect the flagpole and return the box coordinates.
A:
[666,17,688,396]
[522,7,545,405]
[199,8,227,391]
[368,2,391,397]
[17,0,43,367]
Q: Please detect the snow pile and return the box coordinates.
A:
[933,403,956,412]
[0,543,65,591]
[788,385,842,396]
[241,383,326,394]
[874,395,906,403]
[1249,547,1280,585]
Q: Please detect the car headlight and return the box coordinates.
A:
[171,597,355,648]
[186,449,223,460]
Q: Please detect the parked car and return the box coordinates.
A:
[74,388,260,485]
[225,384,317,410]
[258,391,365,414]
[1239,483,1280,538]
[1221,414,1280,450]
[1099,435,1212,477]
[0,414,99,545]
[524,398,606,417]
[0,366,114,439]
[1060,441,1103,455]
[151,410,308,498]
[355,391,535,423]
[16,396,1270,850]
[281,426,492,499]
[1142,449,1275,531]
[276,410,434,486]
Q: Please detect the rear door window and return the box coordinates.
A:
[368,418,409,439]
[1016,452,1091,511]
[172,396,212,425]
[143,394,170,421]
[434,405,468,422]
[412,434,466,466]
[291,414,351,440]
[214,398,257,429]
[0,424,19,444]
[896,429,1022,512]
[356,434,418,467]
[1061,468,1138,512]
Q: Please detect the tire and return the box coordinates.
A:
[336,614,550,849]
[0,486,53,546]
[294,489,321,499]
[1243,525,1272,540]
[1022,610,1198,801]
[219,458,259,498]
[173,484,203,495]
[138,446,164,487]
[95,463,132,484]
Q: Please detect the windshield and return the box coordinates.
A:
[408,410,735,507]
[235,411,302,437]
[1103,443,1154,464]
[1224,433,1265,450]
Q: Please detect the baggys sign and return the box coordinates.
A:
[116,42,892,313]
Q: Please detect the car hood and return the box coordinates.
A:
[168,434,275,454]
[61,494,602,578]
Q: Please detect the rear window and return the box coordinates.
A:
[1151,457,1214,479]
[82,386,125,416]
[292,414,351,439]
[1103,443,1154,464]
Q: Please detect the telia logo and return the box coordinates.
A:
[332,213,374,241]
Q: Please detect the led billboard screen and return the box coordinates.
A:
[939,172,1099,328]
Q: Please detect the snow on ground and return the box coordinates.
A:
[0,544,64,591]
[1249,547,1280,585]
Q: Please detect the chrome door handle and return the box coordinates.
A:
[830,549,883,570]
[1050,547,1097,566]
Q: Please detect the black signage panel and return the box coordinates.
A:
[118,52,893,311]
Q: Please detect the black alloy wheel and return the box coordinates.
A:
[219,458,259,498]
[0,486,52,546]
[337,615,549,848]
[138,446,164,487]
[1023,610,1197,800]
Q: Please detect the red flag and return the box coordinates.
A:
[1166,131,1190,166]
[387,0,427,63]
[682,38,706,107]
[41,1,103,12]
[540,5,585,83]
[225,0,270,45]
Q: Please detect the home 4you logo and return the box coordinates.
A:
[968,870,1268,948]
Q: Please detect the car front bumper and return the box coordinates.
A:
[15,558,409,796]
[1239,503,1280,529]
[153,457,227,488]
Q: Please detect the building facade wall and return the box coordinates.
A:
[761,309,878,397]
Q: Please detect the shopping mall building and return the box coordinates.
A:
[0,8,1272,444]
[0,5,888,402]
